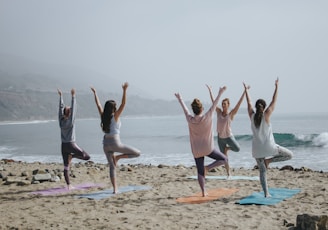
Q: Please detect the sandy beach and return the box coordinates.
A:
[0,160,327,230]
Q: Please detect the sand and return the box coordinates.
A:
[0,160,327,230]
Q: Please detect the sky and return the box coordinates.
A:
[0,0,328,114]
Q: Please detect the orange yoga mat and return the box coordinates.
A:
[176,188,239,204]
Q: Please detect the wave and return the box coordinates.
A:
[235,132,328,148]
[0,120,55,126]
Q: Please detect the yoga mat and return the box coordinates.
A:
[75,185,152,200]
[237,188,301,205]
[188,175,259,181]
[31,182,104,196]
[176,188,239,204]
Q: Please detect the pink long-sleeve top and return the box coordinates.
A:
[176,94,220,158]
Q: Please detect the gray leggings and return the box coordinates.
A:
[218,135,240,153]
[103,135,140,178]
[256,145,293,196]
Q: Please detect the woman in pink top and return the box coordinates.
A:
[206,84,248,178]
[175,86,227,196]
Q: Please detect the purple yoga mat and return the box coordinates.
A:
[31,182,104,196]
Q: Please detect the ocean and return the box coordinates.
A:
[0,113,327,172]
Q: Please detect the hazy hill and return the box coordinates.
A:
[0,54,247,121]
[0,54,182,121]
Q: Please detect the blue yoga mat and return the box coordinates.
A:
[237,188,301,205]
[188,175,259,181]
[75,185,151,200]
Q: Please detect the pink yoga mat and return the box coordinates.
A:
[31,182,104,196]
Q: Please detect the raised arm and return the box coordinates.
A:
[114,82,128,121]
[243,82,253,119]
[264,78,279,122]
[230,84,249,120]
[91,87,103,117]
[174,93,191,117]
[70,88,76,123]
[206,84,215,103]
[206,84,221,113]
[209,86,226,113]
[58,89,64,119]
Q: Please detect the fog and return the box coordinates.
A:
[1,0,328,113]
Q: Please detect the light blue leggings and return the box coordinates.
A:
[256,145,293,196]
[103,135,140,178]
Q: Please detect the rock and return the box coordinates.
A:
[17,180,31,186]
[158,164,169,168]
[50,176,61,182]
[32,173,52,182]
[4,177,20,185]
[38,169,49,174]
[296,214,328,230]
[295,167,313,172]
[85,161,95,166]
[120,166,133,171]
[280,165,294,171]
[4,176,29,185]
[2,159,15,163]
[57,172,64,179]
[0,172,8,179]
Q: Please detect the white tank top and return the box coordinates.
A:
[108,116,121,136]
[251,114,278,158]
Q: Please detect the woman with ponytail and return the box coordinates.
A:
[244,78,292,197]
[91,83,140,193]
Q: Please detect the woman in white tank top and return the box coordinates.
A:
[244,78,292,197]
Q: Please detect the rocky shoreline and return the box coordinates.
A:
[0,159,327,229]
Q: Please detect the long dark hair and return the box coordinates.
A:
[254,99,266,128]
[101,100,117,133]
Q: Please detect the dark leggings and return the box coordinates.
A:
[194,149,228,194]
[61,142,90,185]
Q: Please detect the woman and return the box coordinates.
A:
[58,88,91,190]
[244,78,293,197]
[91,83,140,193]
[206,84,247,178]
[175,86,228,197]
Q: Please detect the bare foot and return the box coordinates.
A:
[264,158,271,169]
[67,184,75,190]
[265,193,272,198]
[202,191,208,197]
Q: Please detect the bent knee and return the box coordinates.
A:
[233,147,240,152]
